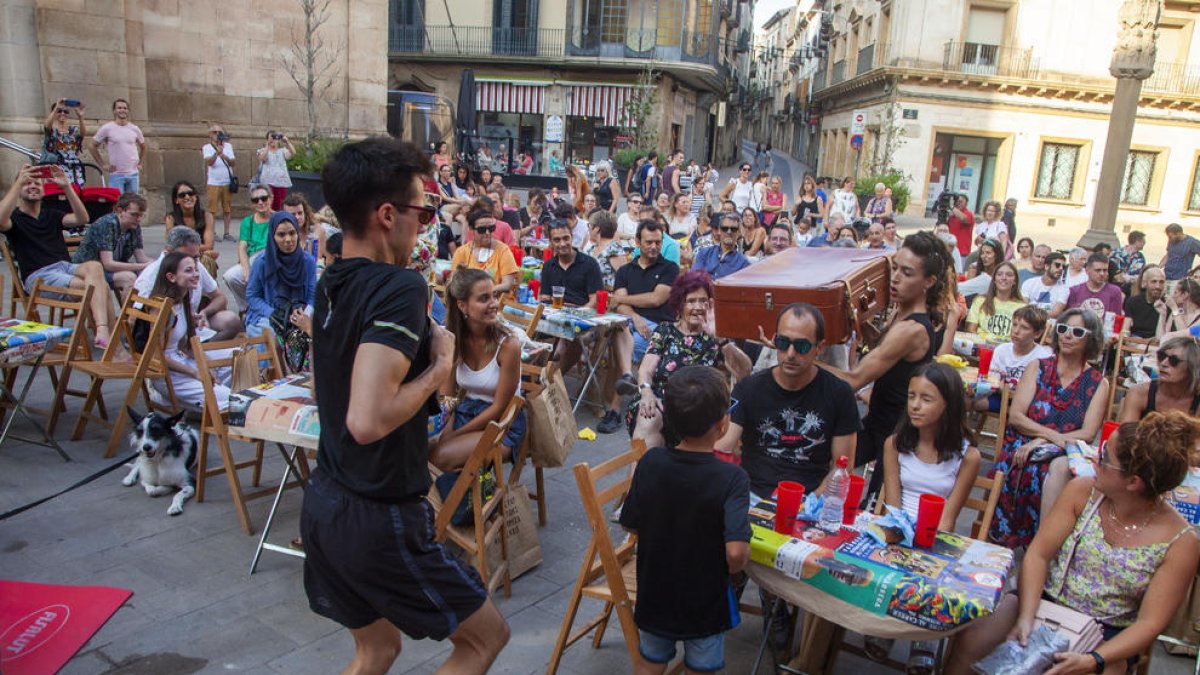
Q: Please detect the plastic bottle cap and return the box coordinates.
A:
[836,456,849,468]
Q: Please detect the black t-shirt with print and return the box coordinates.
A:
[619,446,751,639]
[7,208,70,282]
[1124,293,1160,339]
[313,258,437,501]
[731,367,862,496]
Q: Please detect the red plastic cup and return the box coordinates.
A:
[775,481,805,535]
[842,474,866,525]
[596,290,609,314]
[535,224,543,239]
[1101,420,1120,444]
[528,279,541,300]
[914,494,946,547]
[977,346,995,376]
[1112,314,1126,335]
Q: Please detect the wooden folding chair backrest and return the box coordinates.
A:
[501,299,544,339]
[25,279,93,362]
[190,329,285,434]
[963,469,1004,540]
[974,382,1011,461]
[1106,333,1155,420]
[1,238,27,317]
[107,293,174,365]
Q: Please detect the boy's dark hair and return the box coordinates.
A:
[553,200,576,220]
[664,366,729,440]
[325,232,343,257]
[321,137,431,236]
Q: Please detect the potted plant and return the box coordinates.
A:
[286,137,345,210]
[855,171,911,215]
[612,147,645,188]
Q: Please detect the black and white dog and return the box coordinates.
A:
[123,408,199,516]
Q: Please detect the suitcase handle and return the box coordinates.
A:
[858,284,878,314]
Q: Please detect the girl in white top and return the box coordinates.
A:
[883,362,982,526]
[665,192,697,239]
[430,268,527,473]
[149,252,233,412]
[256,130,295,209]
[828,176,860,221]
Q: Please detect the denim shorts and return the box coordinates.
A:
[23,261,79,294]
[454,396,527,459]
[638,630,724,672]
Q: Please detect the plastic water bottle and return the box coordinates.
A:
[819,456,850,533]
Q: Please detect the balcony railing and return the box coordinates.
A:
[831,60,846,84]
[943,41,1038,79]
[813,69,826,92]
[1144,61,1200,97]
[856,43,874,76]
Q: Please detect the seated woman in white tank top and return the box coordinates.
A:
[429,268,527,473]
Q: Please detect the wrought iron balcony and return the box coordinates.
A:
[856,43,875,76]
[1144,61,1200,97]
[831,60,846,84]
[942,41,1038,79]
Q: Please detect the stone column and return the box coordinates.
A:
[1079,0,1163,249]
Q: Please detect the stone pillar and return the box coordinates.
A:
[1079,0,1163,250]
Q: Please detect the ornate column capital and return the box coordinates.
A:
[1111,0,1164,80]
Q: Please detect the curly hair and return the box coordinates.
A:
[900,230,954,327]
[1114,411,1199,497]
[668,269,714,317]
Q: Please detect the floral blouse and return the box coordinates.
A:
[584,239,632,290]
[645,322,723,397]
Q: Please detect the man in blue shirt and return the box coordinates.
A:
[693,213,751,279]
[1161,223,1200,281]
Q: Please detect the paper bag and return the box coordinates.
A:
[1162,573,1200,656]
[487,486,543,580]
[527,366,576,468]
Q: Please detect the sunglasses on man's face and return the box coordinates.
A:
[740,167,751,172]
[390,202,438,225]
[250,195,270,203]
[773,335,815,355]
[719,226,740,233]
[1159,350,1184,368]
[475,225,496,234]
[1055,323,1091,339]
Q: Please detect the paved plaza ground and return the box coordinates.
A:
[0,154,1195,674]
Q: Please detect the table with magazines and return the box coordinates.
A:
[0,319,74,461]
[745,499,1013,674]
[535,306,631,413]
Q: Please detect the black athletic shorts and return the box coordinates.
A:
[300,468,488,639]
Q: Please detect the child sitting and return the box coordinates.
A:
[974,304,1052,412]
[619,365,751,674]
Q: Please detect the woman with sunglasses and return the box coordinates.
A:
[819,232,954,498]
[625,270,747,447]
[948,411,1199,675]
[989,308,1108,549]
[41,98,87,187]
[450,207,519,302]
[1120,336,1200,425]
[222,185,276,313]
[163,180,219,276]
[1157,278,1200,338]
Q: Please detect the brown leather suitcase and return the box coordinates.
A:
[713,248,892,343]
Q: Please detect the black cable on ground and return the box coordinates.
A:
[0,453,137,521]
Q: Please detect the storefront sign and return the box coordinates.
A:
[544,115,564,143]
[902,108,919,120]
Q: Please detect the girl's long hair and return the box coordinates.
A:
[980,261,1025,316]
[893,363,972,463]
[445,267,510,366]
[150,251,196,354]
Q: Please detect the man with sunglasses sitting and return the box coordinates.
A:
[715,302,860,658]
[223,185,275,313]
[1020,250,1069,317]
[692,213,751,280]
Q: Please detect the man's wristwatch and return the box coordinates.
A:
[1087,650,1105,673]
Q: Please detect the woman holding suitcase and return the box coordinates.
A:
[819,231,955,498]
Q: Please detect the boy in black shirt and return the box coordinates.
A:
[620,365,751,673]
[300,138,509,674]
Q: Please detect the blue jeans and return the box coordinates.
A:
[638,630,724,672]
[631,318,658,363]
[109,172,139,194]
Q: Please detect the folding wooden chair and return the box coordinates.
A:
[1,238,28,318]
[190,329,289,535]
[16,279,102,435]
[546,439,649,675]
[428,397,524,597]
[501,299,545,339]
[1106,333,1155,421]
[511,361,553,525]
[69,293,176,457]
[973,382,1011,462]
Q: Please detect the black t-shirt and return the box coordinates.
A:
[7,208,70,282]
[731,367,861,496]
[313,258,436,501]
[538,251,602,306]
[1124,293,1160,339]
[619,447,750,639]
[500,208,521,233]
[437,224,457,260]
[613,257,679,323]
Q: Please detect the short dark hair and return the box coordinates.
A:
[1129,230,1146,245]
[1044,251,1066,267]
[1012,304,1048,335]
[664,366,729,440]
[636,219,663,241]
[1166,223,1184,235]
[547,218,573,236]
[466,208,495,229]
[321,137,431,236]
[325,232,343,257]
[1086,252,1109,268]
[776,302,825,343]
[112,98,128,111]
[769,223,793,240]
[116,192,147,211]
[646,151,659,162]
[553,200,576,220]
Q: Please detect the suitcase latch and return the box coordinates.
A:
[858,285,877,313]
[765,292,774,311]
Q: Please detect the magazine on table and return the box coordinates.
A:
[227,374,318,445]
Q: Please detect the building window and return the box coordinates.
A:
[1120,150,1157,206]
[1189,158,1200,212]
[1035,142,1080,200]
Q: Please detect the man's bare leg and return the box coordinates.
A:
[435,599,510,675]
[71,262,113,346]
[344,618,402,675]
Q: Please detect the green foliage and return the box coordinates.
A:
[285,137,346,173]
[613,148,651,171]
[856,172,911,213]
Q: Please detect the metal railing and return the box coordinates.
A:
[856,43,875,76]
[1144,61,1200,97]
[831,60,846,84]
[942,41,1039,79]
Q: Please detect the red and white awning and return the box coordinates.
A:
[569,85,636,127]
[476,81,546,114]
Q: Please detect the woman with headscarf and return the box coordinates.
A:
[245,211,317,369]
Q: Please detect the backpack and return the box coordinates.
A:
[632,162,650,195]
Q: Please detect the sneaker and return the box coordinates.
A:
[597,409,623,434]
[222,233,237,242]
[615,372,638,396]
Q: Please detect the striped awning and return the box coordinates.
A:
[569,85,636,127]
[476,81,546,114]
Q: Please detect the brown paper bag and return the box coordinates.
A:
[527,366,576,468]
[486,486,542,580]
[1162,573,1200,656]
[229,347,261,393]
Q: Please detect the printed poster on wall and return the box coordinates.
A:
[544,115,564,143]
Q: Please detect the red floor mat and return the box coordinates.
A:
[0,579,131,674]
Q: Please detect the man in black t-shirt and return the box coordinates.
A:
[1124,264,1166,339]
[0,164,115,347]
[540,218,603,376]
[300,138,509,673]
[620,365,750,672]
[717,303,861,498]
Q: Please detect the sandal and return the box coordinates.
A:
[93,323,110,350]
[289,537,304,551]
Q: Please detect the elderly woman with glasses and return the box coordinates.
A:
[990,307,1110,549]
[624,269,749,448]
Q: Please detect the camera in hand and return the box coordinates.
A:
[216,131,230,142]
[935,191,962,225]
[63,99,81,107]
[271,133,284,140]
